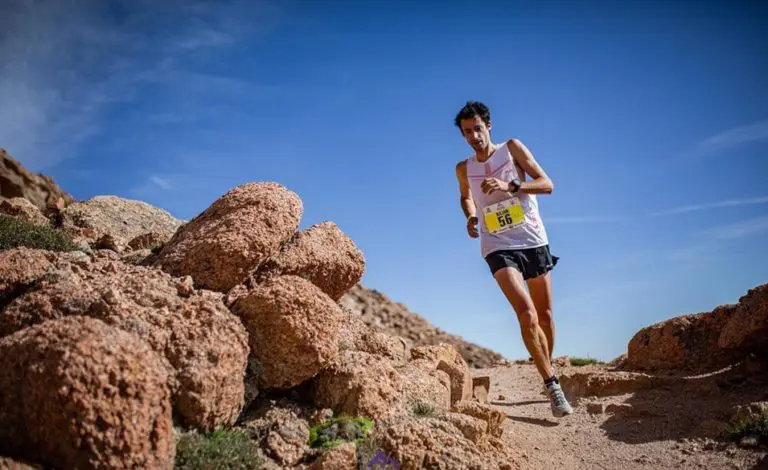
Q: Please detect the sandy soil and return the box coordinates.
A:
[477,363,768,470]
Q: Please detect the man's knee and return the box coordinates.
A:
[538,309,553,326]
[517,308,539,329]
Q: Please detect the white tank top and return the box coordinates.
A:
[465,142,549,257]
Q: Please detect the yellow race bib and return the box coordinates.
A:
[483,198,525,234]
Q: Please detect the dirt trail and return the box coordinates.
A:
[478,364,768,470]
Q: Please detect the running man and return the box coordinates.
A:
[453,101,573,417]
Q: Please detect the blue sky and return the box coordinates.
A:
[2,0,766,361]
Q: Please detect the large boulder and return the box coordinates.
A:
[0,149,73,212]
[310,350,407,420]
[60,195,182,251]
[0,316,175,469]
[371,415,520,470]
[719,283,768,356]
[626,305,741,372]
[337,309,407,365]
[0,198,49,227]
[0,248,54,307]
[410,344,473,406]
[0,249,249,431]
[255,221,365,301]
[153,182,302,292]
[231,275,344,389]
[399,360,452,411]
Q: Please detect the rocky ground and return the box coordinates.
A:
[488,362,768,470]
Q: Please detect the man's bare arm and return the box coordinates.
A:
[455,161,477,218]
[507,138,554,194]
[456,161,479,238]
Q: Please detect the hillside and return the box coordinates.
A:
[340,284,506,369]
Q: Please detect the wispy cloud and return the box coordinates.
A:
[0,0,282,171]
[550,196,768,224]
[547,215,628,224]
[150,176,172,190]
[650,196,768,217]
[707,215,768,240]
[698,120,768,152]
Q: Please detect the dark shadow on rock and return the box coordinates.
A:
[491,400,549,407]
[506,415,559,427]
[751,454,768,470]
[597,363,768,445]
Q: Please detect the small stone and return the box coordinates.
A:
[586,403,605,414]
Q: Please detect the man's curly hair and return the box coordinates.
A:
[454,101,491,129]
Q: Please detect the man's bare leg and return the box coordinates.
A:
[492,267,553,380]
[528,272,555,362]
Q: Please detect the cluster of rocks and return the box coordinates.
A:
[0,149,73,214]
[625,284,768,373]
[0,170,519,469]
[341,284,506,369]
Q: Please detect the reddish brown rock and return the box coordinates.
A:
[472,376,491,404]
[0,248,54,307]
[0,149,74,212]
[400,359,452,410]
[0,198,49,226]
[626,304,740,372]
[127,231,166,251]
[0,316,175,469]
[442,412,489,444]
[719,284,768,356]
[60,195,182,251]
[450,400,506,439]
[337,309,406,365]
[256,221,365,301]
[0,252,249,431]
[310,442,357,470]
[340,283,505,368]
[153,182,302,292]
[559,370,671,399]
[0,457,43,469]
[410,343,473,405]
[374,415,521,470]
[311,350,407,420]
[254,409,312,467]
[232,275,343,389]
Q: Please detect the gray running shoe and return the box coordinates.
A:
[546,381,573,417]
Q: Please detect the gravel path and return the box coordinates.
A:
[478,364,768,470]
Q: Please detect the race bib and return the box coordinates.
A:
[483,197,525,234]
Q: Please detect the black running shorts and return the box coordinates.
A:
[484,244,559,279]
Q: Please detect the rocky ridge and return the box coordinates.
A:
[341,284,506,369]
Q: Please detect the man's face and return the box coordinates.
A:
[460,116,491,152]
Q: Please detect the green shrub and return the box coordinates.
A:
[726,410,768,445]
[175,428,262,469]
[413,401,435,417]
[309,415,373,450]
[0,215,80,252]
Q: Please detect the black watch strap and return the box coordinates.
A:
[509,178,521,193]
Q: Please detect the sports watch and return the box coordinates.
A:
[508,178,521,194]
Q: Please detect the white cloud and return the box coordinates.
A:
[707,215,768,240]
[150,175,172,190]
[549,196,768,224]
[0,0,282,171]
[547,215,628,224]
[650,196,768,217]
[698,120,768,152]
